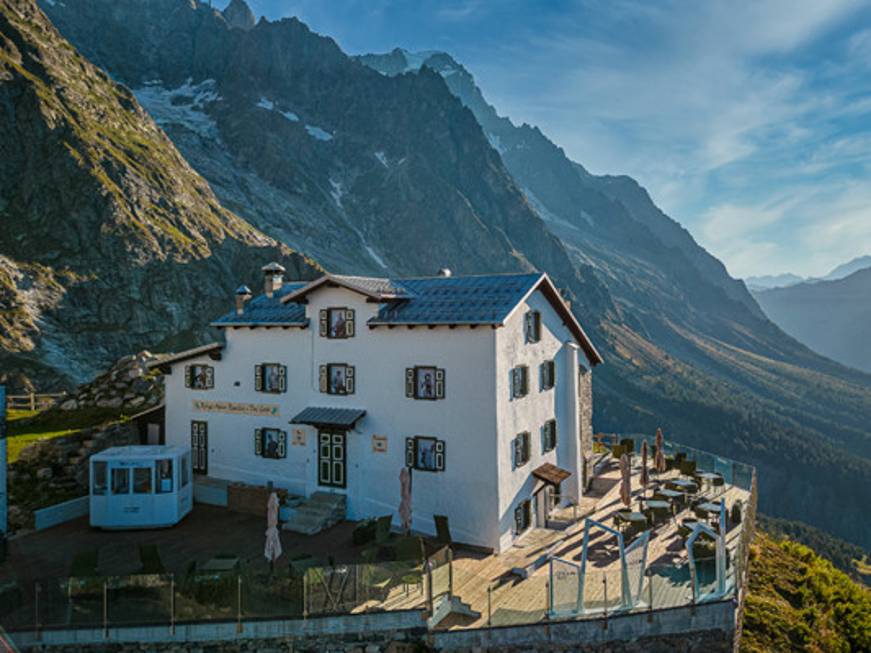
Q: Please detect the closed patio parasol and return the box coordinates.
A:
[619,453,632,508]
[654,428,667,474]
[264,492,283,567]
[640,440,650,489]
[399,467,412,533]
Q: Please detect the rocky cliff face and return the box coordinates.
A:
[0,0,319,390]
[24,0,871,549]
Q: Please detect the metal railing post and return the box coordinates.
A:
[647,572,654,622]
[34,582,41,641]
[170,574,175,635]
[602,574,608,628]
[102,580,108,639]
[236,575,243,633]
[487,583,492,627]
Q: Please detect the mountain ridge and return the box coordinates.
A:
[24,0,871,550]
[0,0,319,390]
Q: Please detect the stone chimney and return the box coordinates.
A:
[235,285,252,315]
[262,262,286,299]
[438,268,452,278]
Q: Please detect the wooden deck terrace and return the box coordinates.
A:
[423,458,751,629]
[0,458,750,632]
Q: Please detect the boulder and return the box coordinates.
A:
[60,398,79,411]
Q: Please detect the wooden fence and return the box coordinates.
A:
[5,392,66,412]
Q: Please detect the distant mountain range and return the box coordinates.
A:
[754,267,871,373]
[3,0,870,550]
[746,254,871,291]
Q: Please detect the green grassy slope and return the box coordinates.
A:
[742,532,871,653]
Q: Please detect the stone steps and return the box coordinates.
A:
[282,491,346,535]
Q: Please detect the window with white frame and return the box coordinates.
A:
[405,366,446,400]
[185,364,214,390]
[320,307,355,339]
[319,363,355,395]
[405,436,446,472]
[512,365,529,398]
[513,431,531,468]
[255,428,287,459]
[542,419,557,452]
[255,363,286,393]
[524,310,541,343]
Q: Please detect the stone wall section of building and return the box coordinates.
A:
[578,365,594,489]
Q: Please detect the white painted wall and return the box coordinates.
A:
[166,286,502,549]
[494,289,583,552]
[164,282,591,553]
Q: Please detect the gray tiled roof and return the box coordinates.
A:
[290,406,367,428]
[332,275,412,298]
[211,282,309,326]
[372,273,543,325]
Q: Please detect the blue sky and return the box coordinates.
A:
[219,0,871,279]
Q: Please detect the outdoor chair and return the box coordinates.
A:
[678,459,697,477]
[374,515,394,544]
[619,438,635,455]
[433,514,453,547]
[138,544,165,575]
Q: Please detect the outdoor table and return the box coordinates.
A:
[697,502,722,514]
[657,488,684,501]
[645,499,671,511]
[615,511,647,534]
[198,557,240,574]
[667,478,698,493]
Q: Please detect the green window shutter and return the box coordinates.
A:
[319,309,328,337]
[435,440,446,471]
[512,367,520,398]
[345,309,355,337]
[405,368,415,398]
[278,365,287,393]
[319,365,328,393]
[513,436,521,469]
[254,429,263,456]
[255,365,263,391]
[533,312,541,342]
[405,438,416,467]
[278,431,287,458]
[520,366,529,396]
[184,365,193,388]
[346,366,355,394]
[435,368,445,399]
[514,504,523,532]
[204,366,214,389]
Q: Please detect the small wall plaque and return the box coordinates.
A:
[291,429,306,446]
[372,435,387,453]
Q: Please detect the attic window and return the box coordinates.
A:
[185,364,214,390]
[320,308,355,339]
[525,310,542,343]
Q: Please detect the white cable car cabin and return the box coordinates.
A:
[90,445,193,529]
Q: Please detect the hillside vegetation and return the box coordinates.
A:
[742,531,871,653]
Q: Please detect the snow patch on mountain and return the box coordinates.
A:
[401,49,439,72]
[256,97,300,122]
[133,78,220,138]
[374,151,389,167]
[305,125,333,141]
[486,132,506,154]
[329,178,344,209]
[523,188,590,231]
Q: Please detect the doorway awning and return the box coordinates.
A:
[532,463,572,487]
[290,406,366,429]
